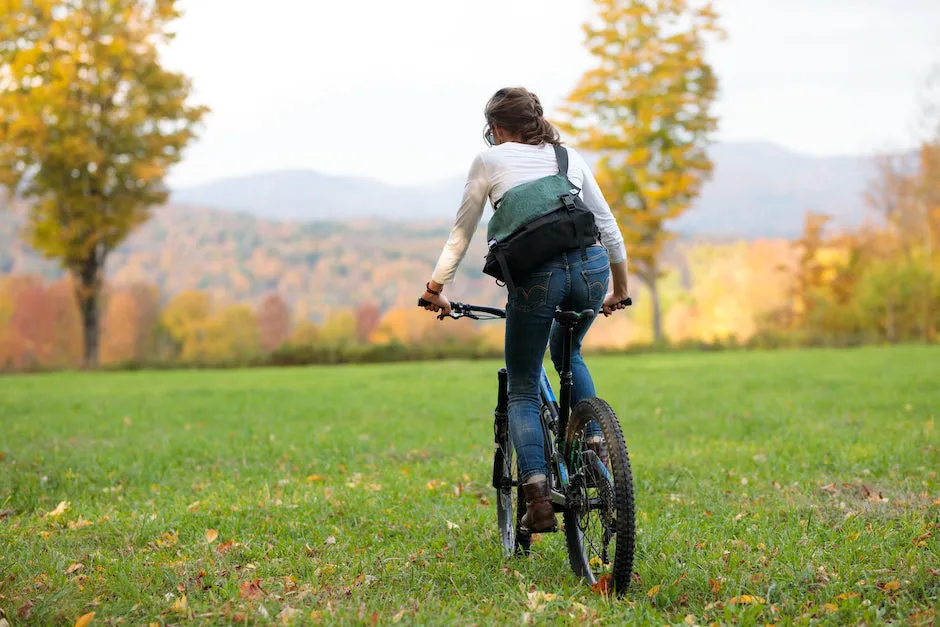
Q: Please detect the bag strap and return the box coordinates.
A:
[494,249,516,295]
[561,194,588,261]
[552,144,568,178]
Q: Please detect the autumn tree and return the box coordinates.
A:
[0,0,208,367]
[355,302,381,343]
[318,308,358,345]
[257,293,291,352]
[555,0,723,343]
[100,281,160,364]
[160,289,210,361]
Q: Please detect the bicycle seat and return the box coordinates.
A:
[554,308,596,327]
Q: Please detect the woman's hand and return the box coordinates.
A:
[601,292,629,316]
[421,281,452,316]
[601,260,630,316]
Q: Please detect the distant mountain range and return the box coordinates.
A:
[170,141,887,238]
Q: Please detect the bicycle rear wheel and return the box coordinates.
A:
[562,397,635,596]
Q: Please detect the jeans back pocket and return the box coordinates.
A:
[511,271,553,313]
[580,262,610,304]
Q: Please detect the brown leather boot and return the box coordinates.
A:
[519,474,556,533]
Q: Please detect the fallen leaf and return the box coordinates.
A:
[445,520,460,530]
[709,578,722,594]
[0,509,13,520]
[879,580,901,592]
[823,603,838,613]
[325,535,336,545]
[278,606,301,624]
[205,529,219,543]
[306,475,322,482]
[169,594,188,614]
[647,584,662,598]
[684,615,696,625]
[17,600,33,619]
[45,501,70,518]
[727,595,765,605]
[525,590,557,611]
[123,417,132,426]
[217,540,236,554]
[68,517,93,530]
[74,612,95,627]
[66,563,85,575]
[239,579,264,600]
[590,574,611,596]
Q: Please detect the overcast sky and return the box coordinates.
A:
[161,0,940,188]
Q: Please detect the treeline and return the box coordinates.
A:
[1,136,937,373]
[752,142,940,348]
[0,278,503,372]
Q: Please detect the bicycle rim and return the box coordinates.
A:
[562,397,636,596]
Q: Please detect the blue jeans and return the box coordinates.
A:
[504,244,610,481]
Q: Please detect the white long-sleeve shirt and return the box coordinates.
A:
[431,141,628,285]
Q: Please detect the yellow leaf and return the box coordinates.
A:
[882,580,900,591]
[728,595,765,605]
[169,594,188,614]
[66,563,85,575]
[647,584,661,598]
[306,475,322,482]
[45,501,70,517]
[823,603,838,613]
[74,612,95,627]
[68,517,93,530]
[205,528,218,543]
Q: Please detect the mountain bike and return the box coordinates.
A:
[417,297,636,596]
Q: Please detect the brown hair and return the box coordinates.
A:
[484,87,560,146]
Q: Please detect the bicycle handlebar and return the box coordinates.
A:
[417,298,506,319]
[417,296,632,320]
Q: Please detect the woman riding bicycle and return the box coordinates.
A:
[420,87,629,534]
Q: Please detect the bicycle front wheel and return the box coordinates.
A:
[495,413,530,557]
[562,397,635,596]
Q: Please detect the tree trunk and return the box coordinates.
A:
[885,294,895,343]
[650,279,664,345]
[74,255,102,368]
[643,271,663,344]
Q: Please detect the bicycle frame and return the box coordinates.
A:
[422,296,629,504]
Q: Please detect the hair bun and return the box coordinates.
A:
[528,92,544,116]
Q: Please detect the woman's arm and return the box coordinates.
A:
[429,153,489,286]
[421,153,490,312]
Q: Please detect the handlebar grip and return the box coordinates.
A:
[620,297,632,307]
[418,297,431,307]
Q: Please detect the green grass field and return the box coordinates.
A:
[1,346,938,626]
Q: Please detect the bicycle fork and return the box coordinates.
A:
[492,368,510,491]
